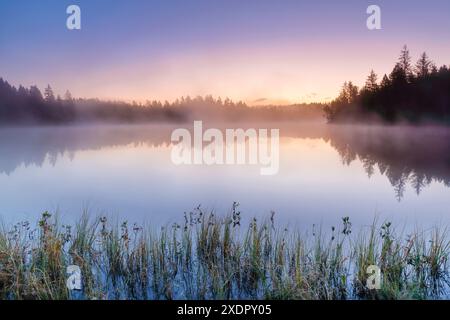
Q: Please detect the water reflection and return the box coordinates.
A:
[0,125,171,175]
[0,123,449,202]
[323,125,450,200]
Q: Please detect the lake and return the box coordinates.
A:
[0,122,449,229]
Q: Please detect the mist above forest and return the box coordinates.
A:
[0,79,324,126]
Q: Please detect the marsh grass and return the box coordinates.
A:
[0,203,449,300]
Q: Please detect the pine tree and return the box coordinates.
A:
[380,74,391,88]
[44,85,55,102]
[364,70,378,92]
[398,45,413,81]
[345,82,359,103]
[415,52,433,78]
[390,63,407,84]
[29,86,44,101]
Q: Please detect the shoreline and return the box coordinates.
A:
[1,207,449,300]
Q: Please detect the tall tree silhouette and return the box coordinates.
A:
[415,52,434,78]
[364,70,378,92]
[398,45,413,82]
[324,46,450,124]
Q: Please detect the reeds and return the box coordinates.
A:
[0,204,449,300]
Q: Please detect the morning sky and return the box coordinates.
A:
[1,0,449,104]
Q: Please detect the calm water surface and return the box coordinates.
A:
[0,123,449,228]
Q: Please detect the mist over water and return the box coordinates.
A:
[0,122,449,229]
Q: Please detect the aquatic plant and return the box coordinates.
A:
[0,205,449,300]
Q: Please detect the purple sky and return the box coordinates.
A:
[1,0,449,104]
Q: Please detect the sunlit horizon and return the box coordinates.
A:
[1,0,450,105]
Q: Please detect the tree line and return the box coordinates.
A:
[324,45,450,124]
[0,78,323,125]
[0,80,76,124]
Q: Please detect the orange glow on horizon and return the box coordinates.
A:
[11,40,450,106]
